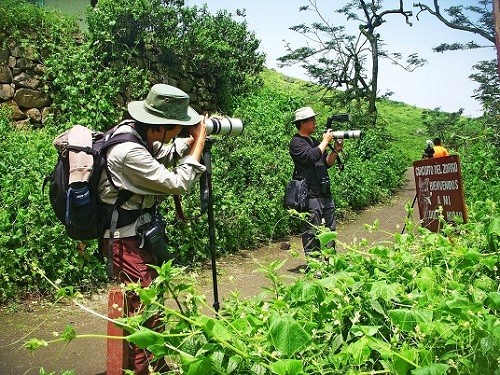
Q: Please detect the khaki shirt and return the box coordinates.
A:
[98,125,206,238]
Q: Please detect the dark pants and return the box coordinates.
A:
[302,197,336,256]
[101,236,167,375]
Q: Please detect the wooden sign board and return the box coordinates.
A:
[413,155,467,232]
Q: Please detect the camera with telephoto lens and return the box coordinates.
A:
[326,113,363,139]
[178,116,244,137]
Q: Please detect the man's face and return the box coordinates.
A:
[163,124,183,141]
[302,117,317,134]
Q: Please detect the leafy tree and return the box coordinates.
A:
[279,0,426,125]
[413,0,499,166]
[420,107,464,147]
[413,1,499,114]
[414,0,494,51]
[85,0,265,114]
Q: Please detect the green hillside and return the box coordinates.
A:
[261,68,428,164]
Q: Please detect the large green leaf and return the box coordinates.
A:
[270,359,303,375]
[318,231,337,248]
[182,356,214,375]
[388,309,417,331]
[486,217,500,252]
[392,347,418,375]
[290,281,324,303]
[369,280,401,302]
[485,292,500,309]
[268,316,311,357]
[414,267,437,294]
[411,363,449,375]
[202,317,233,342]
[126,327,164,349]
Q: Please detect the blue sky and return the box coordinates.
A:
[187,0,494,117]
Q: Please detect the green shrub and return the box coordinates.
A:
[0,0,416,301]
[457,117,500,206]
[0,0,78,50]
[35,216,498,374]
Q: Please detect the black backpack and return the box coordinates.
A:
[43,121,144,241]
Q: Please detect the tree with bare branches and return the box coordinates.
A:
[279,0,426,125]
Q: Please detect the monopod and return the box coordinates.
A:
[200,138,220,314]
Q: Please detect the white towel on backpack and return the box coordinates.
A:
[67,125,93,185]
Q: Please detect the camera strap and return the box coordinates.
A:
[335,152,345,171]
[173,195,186,222]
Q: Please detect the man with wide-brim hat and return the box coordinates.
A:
[289,106,343,267]
[128,84,201,125]
[98,83,206,374]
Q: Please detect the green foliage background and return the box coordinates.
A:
[0,0,411,302]
[107,215,499,374]
[2,1,499,374]
[0,0,498,314]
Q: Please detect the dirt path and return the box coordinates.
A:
[0,169,418,375]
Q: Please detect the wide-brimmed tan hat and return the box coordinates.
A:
[293,106,316,123]
[127,84,200,126]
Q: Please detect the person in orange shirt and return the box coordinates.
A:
[433,137,449,158]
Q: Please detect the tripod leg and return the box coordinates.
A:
[401,194,417,235]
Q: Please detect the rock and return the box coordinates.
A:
[280,242,291,250]
[26,107,42,123]
[1,100,27,120]
[13,72,40,89]
[41,106,51,124]
[16,57,35,70]
[0,66,12,83]
[0,83,14,100]
[7,56,15,68]
[13,88,51,108]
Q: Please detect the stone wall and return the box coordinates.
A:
[0,39,52,128]
[0,37,216,129]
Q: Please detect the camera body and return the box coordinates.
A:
[328,113,350,123]
[137,213,173,264]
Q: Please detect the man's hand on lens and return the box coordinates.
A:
[189,118,207,140]
[323,129,334,143]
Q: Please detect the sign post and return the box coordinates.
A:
[413,155,467,232]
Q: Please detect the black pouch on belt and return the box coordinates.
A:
[137,213,173,264]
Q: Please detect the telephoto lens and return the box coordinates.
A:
[331,130,363,139]
[204,117,244,136]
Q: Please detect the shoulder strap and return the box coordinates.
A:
[107,189,135,277]
[100,124,144,278]
[101,132,144,151]
[100,127,145,192]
